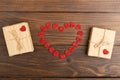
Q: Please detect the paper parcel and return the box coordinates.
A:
[2,22,34,56]
[88,27,116,59]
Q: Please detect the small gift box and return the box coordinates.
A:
[3,22,34,56]
[88,27,116,59]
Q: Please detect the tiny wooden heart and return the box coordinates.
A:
[38,22,83,59]
[20,25,26,32]
[103,49,109,55]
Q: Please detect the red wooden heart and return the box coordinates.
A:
[38,22,83,59]
[20,25,26,32]
[103,49,109,55]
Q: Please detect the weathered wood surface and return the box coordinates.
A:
[0,13,120,46]
[0,0,120,12]
[0,46,120,77]
[0,13,120,78]
[0,78,120,80]
[0,45,120,77]
[0,0,120,80]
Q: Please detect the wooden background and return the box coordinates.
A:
[0,0,120,80]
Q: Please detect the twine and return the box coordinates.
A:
[9,29,23,51]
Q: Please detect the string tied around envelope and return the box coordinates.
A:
[89,29,111,55]
[94,29,110,48]
[10,29,23,51]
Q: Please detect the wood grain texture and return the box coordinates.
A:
[0,45,119,77]
[0,12,120,78]
[0,0,120,79]
[43,78,118,80]
[0,0,120,12]
[0,78,120,80]
[42,78,120,80]
[0,12,120,46]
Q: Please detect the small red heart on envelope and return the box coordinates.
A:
[103,49,109,55]
[20,25,26,32]
[38,22,83,59]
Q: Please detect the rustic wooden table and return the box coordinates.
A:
[0,0,120,80]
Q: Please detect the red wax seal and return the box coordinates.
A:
[76,37,82,43]
[64,23,70,28]
[65,50,71,56]
[52,23,58,29]
[59,26,64,32]
[41,26,46,31]
[77,31,83,36]
[53,51,59,57]
[59,54,66,59]
[40,38,46,43]
[38,32,44,37]
[103,49,109,55]
[75,24,81,30]
[20,25,26,31]
[44,42,50,48]
[49,47,55,53]
[46,23,51,29]
[72,42,78,47]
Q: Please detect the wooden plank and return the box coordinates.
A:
[0,78,120,80]
[41,78,120,80]
[0,12,120,46]
[0,45,119,77]
[0,0,120,12]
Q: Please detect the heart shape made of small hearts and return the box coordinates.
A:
[38,22,83,59]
